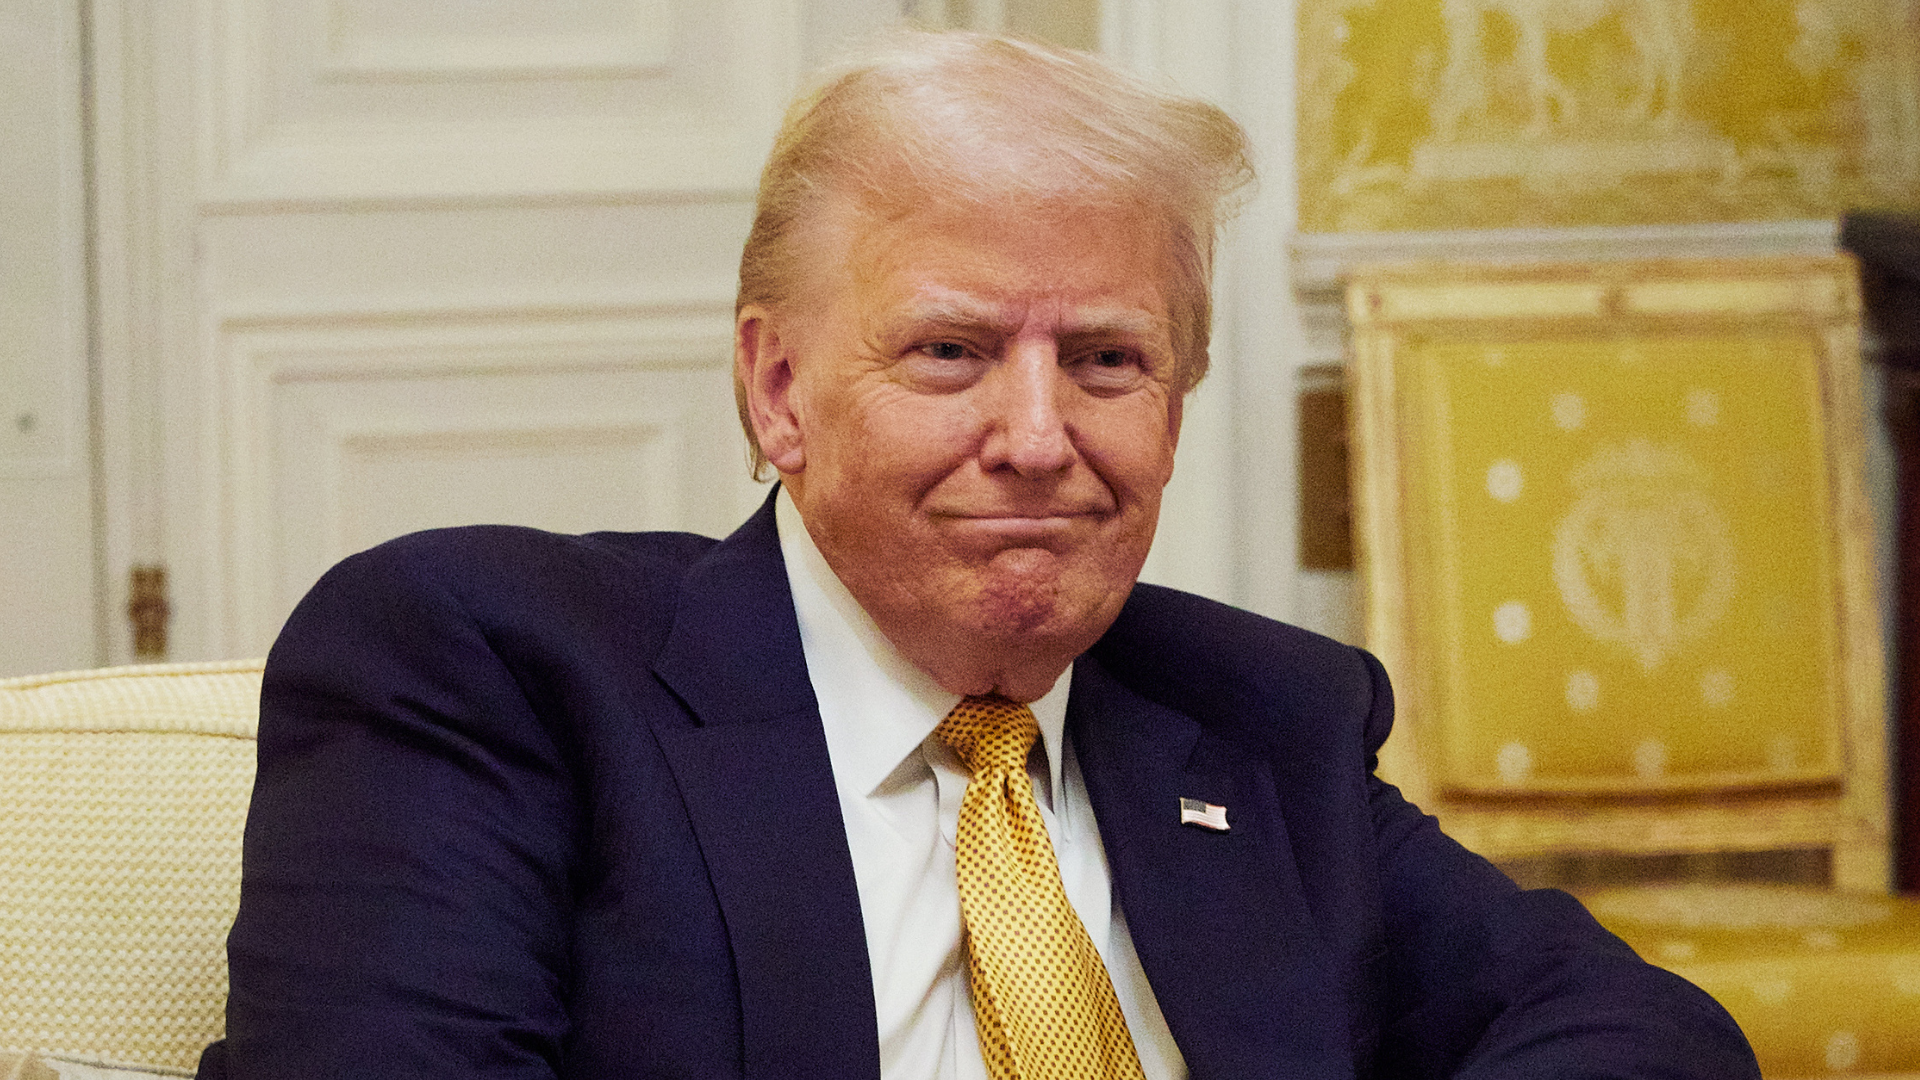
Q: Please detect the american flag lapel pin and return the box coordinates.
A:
[1179,797,1229,832]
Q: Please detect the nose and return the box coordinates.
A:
[982,338,1075,478]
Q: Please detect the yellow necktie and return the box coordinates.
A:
[936,695,1148,1080]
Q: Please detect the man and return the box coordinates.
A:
[207,30,1757,1080]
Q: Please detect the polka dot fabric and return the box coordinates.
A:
[935,696,1146,1080]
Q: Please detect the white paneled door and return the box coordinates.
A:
[0,0,96,676]
[90,0,904,663]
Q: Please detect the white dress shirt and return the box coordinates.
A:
[775,489,1187,1080]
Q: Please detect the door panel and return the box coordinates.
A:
[125,0,818,659]
[202,0,799,204]
[0,0,96,676]
[242,312,756,649]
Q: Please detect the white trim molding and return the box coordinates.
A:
[198,0,804,207]
[216,304,751,654]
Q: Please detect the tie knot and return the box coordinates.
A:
[935,695,1039,776]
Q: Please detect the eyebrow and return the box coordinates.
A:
[892,292,1165,339]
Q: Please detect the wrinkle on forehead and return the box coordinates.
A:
[889,289,1167,339]
[835,192,1176,283]
[789,183,1182,374]
[826,147,1173,252]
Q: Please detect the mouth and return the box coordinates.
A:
[935,511,1106,544]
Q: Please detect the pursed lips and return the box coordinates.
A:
[931,509,1111,543]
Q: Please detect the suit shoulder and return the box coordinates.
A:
[1090,582,1385,736]
[357,524,715,578]
[296,524,719,641]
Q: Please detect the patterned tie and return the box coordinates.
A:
[935,695,1147,1080]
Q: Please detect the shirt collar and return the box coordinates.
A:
[776,487,1071,799]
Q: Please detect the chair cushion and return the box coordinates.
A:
[0,662,262,1073]
[1587,883,1920,1077]
[0,1051,191,1079]
[0,1050,60,1079]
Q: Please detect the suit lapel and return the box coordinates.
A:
[1070,656,1354,1080]
[651,496,881,1080]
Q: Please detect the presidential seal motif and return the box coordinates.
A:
[1552,441,1735,672]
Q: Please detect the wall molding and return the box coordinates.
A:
[92,0,209,663]
[213,287,737,333]
[217,307,741,653]
[1291,219,1841,293]
[318,0,675,80]
[204,119,778,206]
[320,412,681,587]
[200,0,804,206]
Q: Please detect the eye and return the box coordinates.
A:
[898,338,990,392]
[1069,345,1149,391]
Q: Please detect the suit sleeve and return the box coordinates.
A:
[1355,651,1762,1080]
[222,535,582,1079]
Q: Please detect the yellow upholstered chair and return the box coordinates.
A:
[0,660,262,1076]
[1347,256,1920,1078]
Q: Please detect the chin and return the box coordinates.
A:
[971,593,1067,638]
[970,576,1119,650]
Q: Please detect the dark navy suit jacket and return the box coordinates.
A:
[205,496,1756,1079]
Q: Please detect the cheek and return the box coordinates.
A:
[1083,404,1180,493]
[803,417,950,535]
[850,398,981,477]
[1142,428,1178,483]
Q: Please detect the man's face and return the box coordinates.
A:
[738,193,1184,699]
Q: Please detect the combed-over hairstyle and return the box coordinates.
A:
[734,29,1254,478]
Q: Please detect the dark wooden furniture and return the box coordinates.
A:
[1841,211,1920,894]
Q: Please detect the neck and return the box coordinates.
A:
[894,638,1074,704]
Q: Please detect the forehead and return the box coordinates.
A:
[806,190,1178,324]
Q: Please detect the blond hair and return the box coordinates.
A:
[735,29,1253,478]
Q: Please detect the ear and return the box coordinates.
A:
[735,305,807,475]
